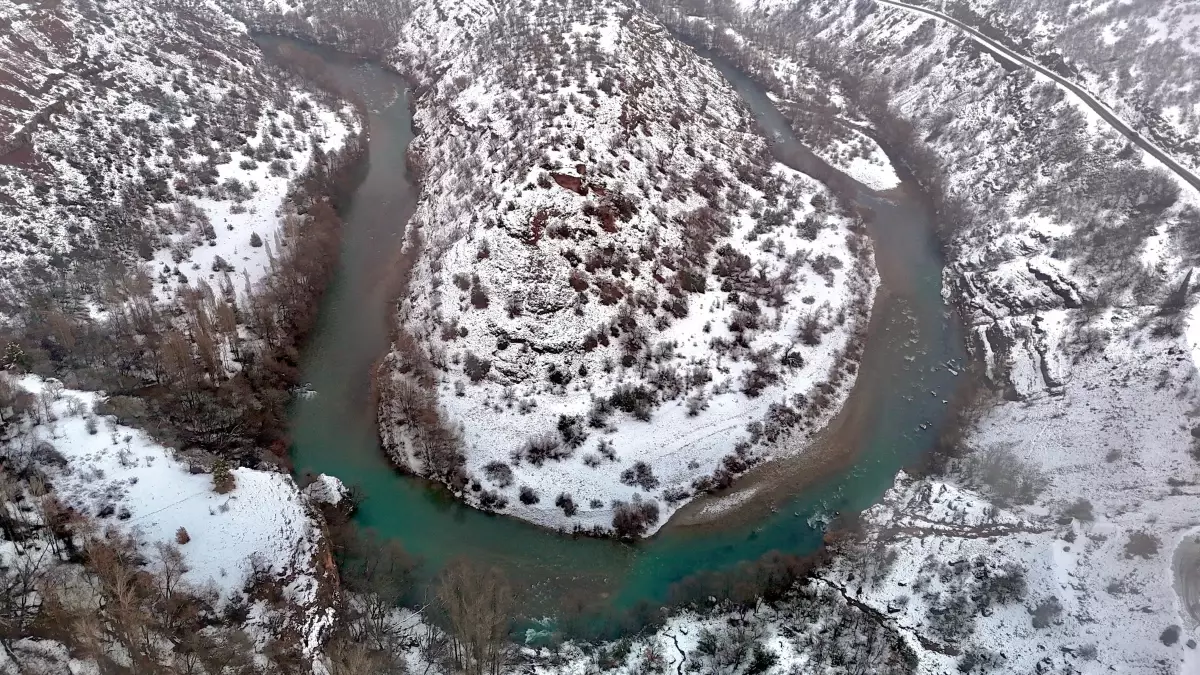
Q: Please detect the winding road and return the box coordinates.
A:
[875,0,1200,195]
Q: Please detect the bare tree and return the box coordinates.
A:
[0,544,51,664]
[340,527,419,654]
[436,559,513,675]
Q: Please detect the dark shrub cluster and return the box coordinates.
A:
[463,351,492,383]
[609,383,655,421]
[619,461,660,491]
[555,492,577,517]
[483,460,513,488]
[521,432,571,466]
[557,414,588,449]
[611,498,660,539]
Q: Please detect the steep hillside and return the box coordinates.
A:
[671,0,1200,668]
[0,0,359,314]
[725,0,1197,400]
[368,0,877,536]
[0,0,372,467]
[0,1,378,669]
[0,372,348,671]
[885,0,1200,176]
[821,321,1200,673]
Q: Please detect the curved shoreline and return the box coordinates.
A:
[253,11,898,543]
[667,292,883,532]
[277,26,967,623]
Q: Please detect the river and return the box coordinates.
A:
[277,37,966,635]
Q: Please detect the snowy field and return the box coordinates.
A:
[5,375,340,654]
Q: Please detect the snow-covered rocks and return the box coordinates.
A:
[367,0,877,535]
[303,473,350,508]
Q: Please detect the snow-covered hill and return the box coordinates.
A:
[729,0,1196,400]
[0,374,345,669]
[0,0,358,314]
[822,314,1200,671]
[888,0,1200,177]
[352,0,878,536]
[688,0,1200,668]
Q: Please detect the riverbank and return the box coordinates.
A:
[258,24,890,544]
[254,3,965,629]
[354,0,885,538]
[667,291,880,531]
[664,39,969,530]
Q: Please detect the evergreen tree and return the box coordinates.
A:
[212,459,235,494]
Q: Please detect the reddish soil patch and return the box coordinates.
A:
[0,144,34,167]
[0,66,36,117]
[596,204,618,233]
[0,88,34,119]
[552,172,586,195]
[528,208,551,246]
[6,33,49,65]
[38,16,74,49]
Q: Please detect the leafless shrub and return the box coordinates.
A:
[522,432,570,466]
[1061,498,1094,523]
[557,414,588,449]
[959,444,1048,507]
[619,461,660,491]
[611,497,660,539]
[463,352,491,383]
[483,461,513,488]
[1124,530,1161,559]
[555,492,577,517]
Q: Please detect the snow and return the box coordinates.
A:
[709,1,1200,668]
[14,376,323,602]
[4,375,334,654]
[843,151,901,190]
[149,100,355,305]
[0,0,360,315]
[822,305,1200,672]
[1189,300,1200,373]
[303,473,349,507]
[372,0,879,535]
[817,132,901,191]
[688,485,759,518]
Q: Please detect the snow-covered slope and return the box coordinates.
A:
[0,0,358,312]
[890,0,1200,176]
[357,0,879,535]
[826,323,1200,673]
[731,0,1198,400]
[4,374,343,657]
[814,309,1200,671]
[672,1,1200,670]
